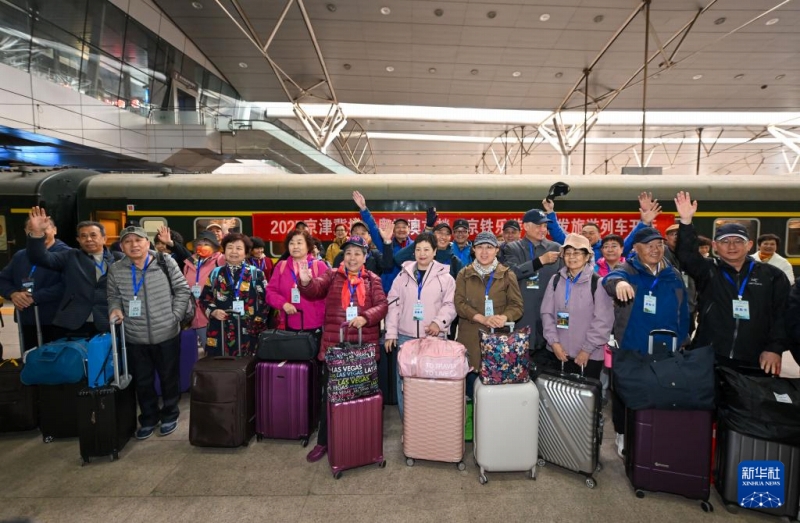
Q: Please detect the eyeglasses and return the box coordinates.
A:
[563,250,588,258]
[717,238,746,246]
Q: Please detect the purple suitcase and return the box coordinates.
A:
[625,409,714,512]
[255,360,320,445]
[155,329,198,395]
[327,391,385,479]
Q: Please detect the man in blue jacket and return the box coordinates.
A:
[0,217,69,351]
[602,226,689,459]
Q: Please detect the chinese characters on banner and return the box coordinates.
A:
[252,212,675,242]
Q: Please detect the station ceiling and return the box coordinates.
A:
[153,0,800,175]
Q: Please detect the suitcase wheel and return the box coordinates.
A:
[43,435,54,444]
[111,452,119,461]
[300,438,309,448]
[537,458,546,468]
[635,489,645,499]
[456,461,466,471]
[585,477,597,489]
[478,474,488,485]
[333,471,343,480]
[527,469,536,480]
[723,503,738,515]
[378,460,386,468]
[405,457,415,467]
[700,501,713,513]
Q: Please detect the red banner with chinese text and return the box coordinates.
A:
[252,212,675,242]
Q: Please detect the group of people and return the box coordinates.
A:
[2,190,800,466]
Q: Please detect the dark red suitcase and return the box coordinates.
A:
[327,391,385,479]
[255,360,320,445]
[625,409,714,512]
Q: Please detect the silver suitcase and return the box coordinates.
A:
[473,379,539,484]
[535,365,603,488]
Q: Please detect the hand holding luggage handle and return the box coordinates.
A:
[489,322,515,333]
[109,321,132,390]
[340,322,362,345]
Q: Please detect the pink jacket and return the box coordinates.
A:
[267,256,329,330]
[385,260,457,340]
[184,252,225,329]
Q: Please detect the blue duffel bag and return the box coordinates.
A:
[87,333,115,388]
[20,338,88,386]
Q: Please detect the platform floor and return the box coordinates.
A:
[0,305,796,523]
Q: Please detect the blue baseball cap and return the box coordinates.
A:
[522,209,550,225]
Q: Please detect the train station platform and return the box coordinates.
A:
[0,304,795,523]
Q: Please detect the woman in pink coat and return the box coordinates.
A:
[267,229,329,333]
[384,232,457,419]
[184,231,225,349]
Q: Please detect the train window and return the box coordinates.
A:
[194,217,242,242]
[139,217,168,243]
[0,215,6,251]
[712,218,759,255]
[785,219,800,257]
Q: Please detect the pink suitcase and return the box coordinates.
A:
[402,377,466,469]
[327,391,385,479]
[255,360,320,446]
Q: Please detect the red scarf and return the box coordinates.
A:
[339,265,367,309]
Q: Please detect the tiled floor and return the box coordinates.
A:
[0,305,796,523]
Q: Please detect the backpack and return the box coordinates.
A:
[156,252,196,327]
[551,272,599,302]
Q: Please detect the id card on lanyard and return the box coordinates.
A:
[345,279,358,321]
[484,271,495,316]
[227,266,246,315]
[192,258,203,298]
[129,255,150,317]
[289,261,309,304]
[413,270,425,320]
[725,261,753,320]
[22,266,36,293]
[642,271,659,315]
[557,273,579,329]
[526,241,539,289]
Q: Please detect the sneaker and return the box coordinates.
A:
[136,426,155,440]
[159,421,178,437]
[616,433,625,459]
[306,445,327,463]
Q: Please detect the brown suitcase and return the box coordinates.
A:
[402,377,466,469]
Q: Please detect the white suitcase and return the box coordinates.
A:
[473,379,539,484]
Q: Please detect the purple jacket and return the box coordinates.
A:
[541,264,615,361]
[267,257,329,330]
[385,260,457,340]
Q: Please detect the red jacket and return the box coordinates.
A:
[299,268,388,361]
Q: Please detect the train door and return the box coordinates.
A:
[93,210,127,247]
[0,212,8,264]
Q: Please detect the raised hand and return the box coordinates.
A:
[674,192,697,224]
[425,206,438,228]
[297,262,312,284]
[28,207,50,236]
[638,191,656,213]
[157,225,172,246]
[221,218,237,234]
[542,198,555,214]
[352,191,367,211]
[640,201,662,226]
[378,223,393,244]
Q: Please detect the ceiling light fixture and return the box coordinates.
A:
[652,73,660,79]
[761,84,768,89]
[734,74,744,79]
[539,13,550,22]
[714,17,726,25]
[554,72,563,78]
[512,71,521,77]
[775,74,785,80]
[326,3,336,12]
[238,62,248,68]
[692,74,703,80]
[487,11,496,19]
[428,67,437,74]
[380,6,391,15]
[593,15,604,23]
[191,1,202,8]
[470,69,479,75]
[765,18,779,25]
[386,66,395,72]
[343,63,351,70]
[434,8,443,17]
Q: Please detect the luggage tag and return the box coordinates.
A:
[526,274,539,290]
[21,278,34,294]
[232,299,245,315]
[129,298,142,317]
[556,311,569,329]
[346,304,358,321]
[191,284,202,299]
[732,298,750,320]
[484,298,494,316]
[643,293,657,315]
[291,287,301,304]
[413,301,424,321]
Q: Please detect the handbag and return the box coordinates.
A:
[325,323,379,403]
[398,336,470,380]
[717,366,800,447]
[479,323,531,385]
[257,310,319,361]
[20,338,88,385]
[612,329,715,411]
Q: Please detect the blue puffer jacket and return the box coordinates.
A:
[602,257,689,354]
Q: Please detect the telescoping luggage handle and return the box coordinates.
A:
[109,321,132,390]
[220,310,244,357]
[16,305,43,350]
[283,309,306,330]
[647,329,678,355]
[339,322,362,345]
[489,322,515,333]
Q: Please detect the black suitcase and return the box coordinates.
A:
[77,322,137,464]
[377,337,397,406]
[40,382,84,441]
[189,314,256,448]
[0,358,38,432]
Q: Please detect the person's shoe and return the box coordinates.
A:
[615,433,625,459]
[159,421,178,437]
[306,445,327,463]
[136,426,155,440]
